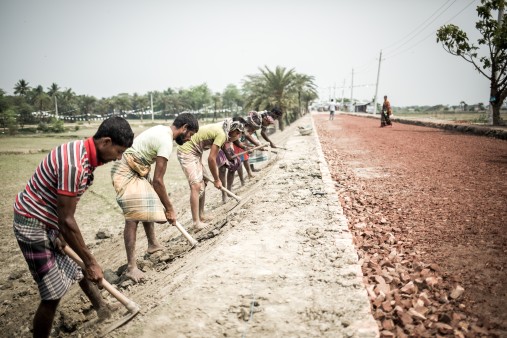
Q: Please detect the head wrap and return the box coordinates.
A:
[223,118,244,140]
[245,111,262,130]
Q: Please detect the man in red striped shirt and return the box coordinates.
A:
[13,116,134,338]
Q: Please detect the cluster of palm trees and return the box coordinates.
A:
[1,66,317,132]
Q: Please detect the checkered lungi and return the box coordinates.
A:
[13,213,83,300]
[111,154,166,222]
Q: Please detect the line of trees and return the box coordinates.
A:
[0,66,317,134]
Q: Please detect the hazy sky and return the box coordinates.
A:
[0,0,490,106]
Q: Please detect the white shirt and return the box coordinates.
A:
[125,125,173,164]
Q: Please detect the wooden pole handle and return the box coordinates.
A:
[174,221,198,247]
[230,143,269,159]
[203,174,242,202]
[63,246,140,313]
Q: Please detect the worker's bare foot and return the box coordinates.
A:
[125,267,145,283]
[193,222,210,232]
[200,214,213,222]
[147,243,163,254]
[96,305,112,322]
[248,174,255,179]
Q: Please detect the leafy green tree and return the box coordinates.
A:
[14,79,31,96]
[113,94,132,115]
[212,92,222,121]
[222,84,243,116]
[78,95,97,122]
[31,85,51,115]
[437,0,506,125]
[0,108,18,135]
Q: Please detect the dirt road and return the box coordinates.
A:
[315,113,507,337]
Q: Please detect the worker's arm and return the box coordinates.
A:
[152,156,176,225]
[208,144,223,189]
[260,128,276,148]
[57,195,103,283]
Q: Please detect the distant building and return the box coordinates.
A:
[354,102,371,113]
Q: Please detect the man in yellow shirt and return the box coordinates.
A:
[177,118,243,231]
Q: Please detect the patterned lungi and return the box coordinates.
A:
[216,150,241,172]
[176,149,206,196]
[233,143,248,161]
[13,213,83,300]
[111,153,166,222]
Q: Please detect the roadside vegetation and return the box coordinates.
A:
[0,66,317,136]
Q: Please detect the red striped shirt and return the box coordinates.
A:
[14,138,99,230]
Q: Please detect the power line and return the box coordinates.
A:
[385,0,478,60]
[384,0,460,57]
[383,0,455,51]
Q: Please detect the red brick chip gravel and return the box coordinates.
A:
[315,114,507,338]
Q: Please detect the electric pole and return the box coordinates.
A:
[341,79,345,111]
[373,50,383,115]
[150,92,154,121]
[54,96,58,117]
[350,69,354,112]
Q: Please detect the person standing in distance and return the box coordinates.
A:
[381,95,393,127]
[329,99,336,120]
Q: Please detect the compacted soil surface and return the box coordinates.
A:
[315,113,507,337]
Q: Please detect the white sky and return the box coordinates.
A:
[0,0,490,106]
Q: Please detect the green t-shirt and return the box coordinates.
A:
[124,125,173,164]
[178,122,226,155]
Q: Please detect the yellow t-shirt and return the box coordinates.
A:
[177,122,226,155]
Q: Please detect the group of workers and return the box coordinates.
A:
[12,108,282,337]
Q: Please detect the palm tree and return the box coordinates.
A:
[291,74,317,117]
[60,88,78,118]
[243,66,296,130]
[14,79,31,96]
[31,85,51,115]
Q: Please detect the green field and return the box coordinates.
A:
[0,120,190,260]
[394,110,507,124]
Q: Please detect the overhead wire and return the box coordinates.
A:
[382,0,456,51]
[384,0,478,60]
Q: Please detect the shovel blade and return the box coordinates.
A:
[100,309,139,337]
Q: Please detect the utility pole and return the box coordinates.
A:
[333,83,336,101]
[341,79,345,111]
[150,92,154,121]
[350,69,354,112]
[54,96,58,117]
[373,50,383,115]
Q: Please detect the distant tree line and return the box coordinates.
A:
[0,66,318,135]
